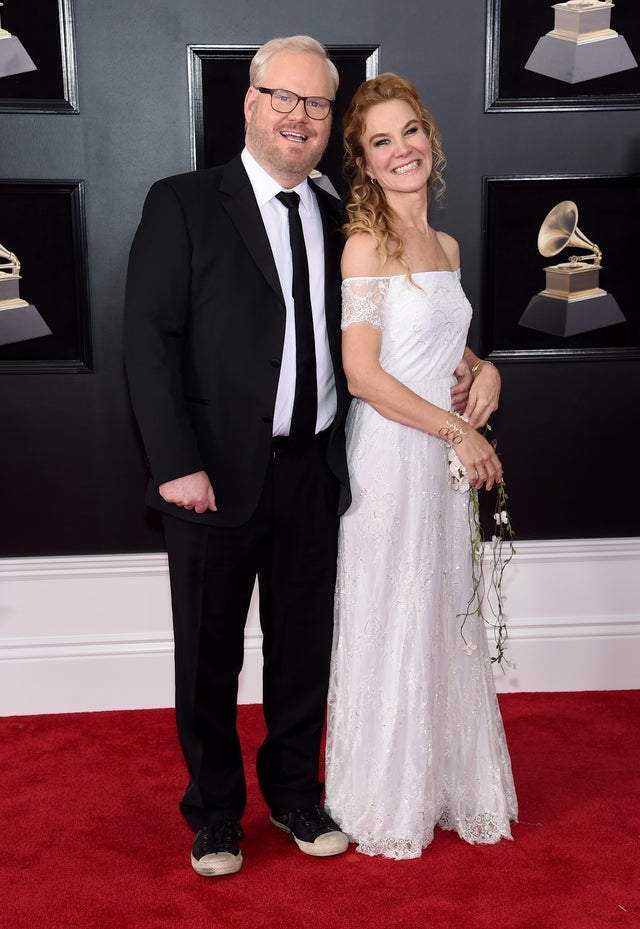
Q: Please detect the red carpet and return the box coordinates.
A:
[2,691,639,929]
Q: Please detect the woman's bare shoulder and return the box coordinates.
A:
[341,232,384,278]
[435,229,461,270]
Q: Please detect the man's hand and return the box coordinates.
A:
[451,359,472,413]
[159,471,217,514]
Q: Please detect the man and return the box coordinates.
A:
[124,35,351,876]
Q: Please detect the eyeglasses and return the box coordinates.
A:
[256,86,334,120]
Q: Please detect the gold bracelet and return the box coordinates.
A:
[471,359,495,377]
[439,418,467,445]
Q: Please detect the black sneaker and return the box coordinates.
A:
[270,805,348,857]
[191,821,243,876]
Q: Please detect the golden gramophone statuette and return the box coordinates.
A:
[0,241,51,346]
[0,2,37,78]
[518,200,625,337]
[525,1,638,84]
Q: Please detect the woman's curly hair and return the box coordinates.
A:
[342,73,446,271]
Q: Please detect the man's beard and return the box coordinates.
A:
[245,117,329,181]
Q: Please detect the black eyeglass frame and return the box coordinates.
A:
[255,86,334,120]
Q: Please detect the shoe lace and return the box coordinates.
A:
[295,805,333,831]
[202,820,243,854]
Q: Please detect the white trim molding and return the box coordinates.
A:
[489,538,640,693]
[1,538,638,716]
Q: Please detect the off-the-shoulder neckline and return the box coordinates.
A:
[343,269,461,282]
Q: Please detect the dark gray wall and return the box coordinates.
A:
[1,0,638,556]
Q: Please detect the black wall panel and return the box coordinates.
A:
[1,0,638,556]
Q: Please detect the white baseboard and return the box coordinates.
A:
[1,538,638,716]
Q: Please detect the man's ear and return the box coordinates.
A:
[244,86,258,124]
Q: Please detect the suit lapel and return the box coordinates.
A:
[310,178,345,377]
[219,156,283,299]
[218,160,346,374]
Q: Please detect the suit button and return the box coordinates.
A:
[262,416,272,423]
[271,359,281,368]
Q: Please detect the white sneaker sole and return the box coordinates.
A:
[270,815,349,857]
[191,850,243,876]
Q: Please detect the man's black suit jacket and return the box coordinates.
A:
[123,155,351,527]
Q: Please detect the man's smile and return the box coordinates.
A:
[279,128,310,143]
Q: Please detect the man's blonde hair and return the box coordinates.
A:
[250,35,339,96]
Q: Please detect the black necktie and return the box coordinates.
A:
[276,191,318,450]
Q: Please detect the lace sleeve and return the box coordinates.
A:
[341,277,390,331]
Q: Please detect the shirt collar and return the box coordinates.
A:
[241,147,315,215]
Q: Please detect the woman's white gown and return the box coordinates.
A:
[325,271,518,859]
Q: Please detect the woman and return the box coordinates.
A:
[324,74,517,859]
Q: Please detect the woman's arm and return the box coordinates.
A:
[341,236,502,489]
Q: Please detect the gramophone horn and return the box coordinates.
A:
[537,200,601,262]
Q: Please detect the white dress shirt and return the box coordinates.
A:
[241,147,337,436]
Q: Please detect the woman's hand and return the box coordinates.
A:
[455,427,502,491]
